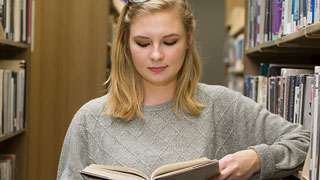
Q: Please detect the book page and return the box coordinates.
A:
[88,164,149,180]
[152,161,219,180]
[150,157,214,179]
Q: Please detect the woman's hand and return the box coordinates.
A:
[210,149,260,180]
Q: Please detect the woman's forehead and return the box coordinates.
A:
[130,11,184,36]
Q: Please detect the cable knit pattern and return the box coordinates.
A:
[57,83,310,180]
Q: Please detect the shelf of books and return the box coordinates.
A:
[246,22,320,57]
[224,1,245,93]
[224,34,245,93]
[0,0,30,179]
[244,0,320,179]
[0,59,28,180]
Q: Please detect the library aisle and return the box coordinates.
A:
[1,0,110,179]
[1,0,319,179]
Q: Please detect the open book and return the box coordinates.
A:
[79,157,219,180]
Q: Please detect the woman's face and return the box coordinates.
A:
[129,10,188,87]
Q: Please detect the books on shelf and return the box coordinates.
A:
[226,75,244,93]
[224,33,244,93]
[80,157,219,180]
[224,33,244,73]
[0,0,31,42]
[244,64,320,180]
[0,154,16,180]
[247,0,320,49]
[244,64,314,123]
[0,60,26,138]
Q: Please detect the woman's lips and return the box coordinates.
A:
[148,65,168,72]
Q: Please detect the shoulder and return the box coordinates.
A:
[196,83,244,115]
[197,83,241,103]
[71,94,109,126]
[80,94,108,116]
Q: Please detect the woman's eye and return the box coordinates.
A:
[137,42,150,47]
[163,40,178,46]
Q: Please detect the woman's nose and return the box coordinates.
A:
[150,47,164,61]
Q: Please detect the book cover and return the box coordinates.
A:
[292,0,299,32]
[268,76,277,114]
[293,75,301,124]
[312,0,315,23]
[259,0,266,44]
[312,73,319,180]
[303,75,314,132]
[265,0,271,41]
[299,74,311,125]
[276,76,281,115]
[257,76,268,108]
[79,158,219,180]
[286,0,293,35]
[0,0,6,33]
[272,0,283,40]
[13,0,21,42]
[287,75,295,122]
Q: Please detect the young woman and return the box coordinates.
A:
[57,0,310,179]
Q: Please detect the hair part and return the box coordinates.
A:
[104,0,204,121]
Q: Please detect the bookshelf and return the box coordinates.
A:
[243,0,320,179]
[245,22,320,57]
[1,0,111,179]
[224,0,245,93]
[0,31,30,179]
[243,0,320,76]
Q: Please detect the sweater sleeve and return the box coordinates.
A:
[230,90,310,179]
[57,109,93,180]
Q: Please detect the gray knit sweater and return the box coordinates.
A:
[57,83,310,180]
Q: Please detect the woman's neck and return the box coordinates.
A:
[143,80,176,106]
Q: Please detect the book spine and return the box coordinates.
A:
[5,0,10,39]
[269,77,276,113]
[269,0,273,40]
[266,0,271,41]
[259,0,265,44]
[272,0,282,40]
[292,0,299,32]
[303,0,308,27]
[288,75,296,123]
[293,75,301,124]
[312,0,315,23]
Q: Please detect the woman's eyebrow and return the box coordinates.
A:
[133,36,150,40]
[163,34,180,38]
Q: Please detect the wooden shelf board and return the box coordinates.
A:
[227,70,244,75]
[0,129,26,142]
[245,22,320,56]
[260,40,277,49]
[279,28,305,44]
[230,27,245,38]
[306,22,320,36]
[245,46,260,55]
[0,38,28,48]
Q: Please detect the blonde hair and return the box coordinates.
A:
[105,0,204,121]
